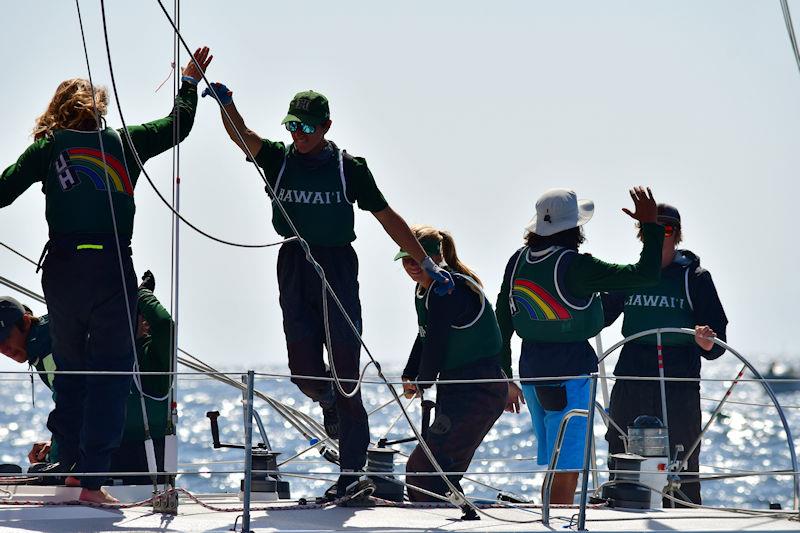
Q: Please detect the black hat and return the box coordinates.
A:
[0,297,25,343]
[657,203,681,226]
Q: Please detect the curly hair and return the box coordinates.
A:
[32,78,108,140]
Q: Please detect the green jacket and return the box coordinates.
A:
[0,83,197,240]
[31,289,173,461]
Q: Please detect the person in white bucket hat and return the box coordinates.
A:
[524,189,594,237]
[495,186,664,504]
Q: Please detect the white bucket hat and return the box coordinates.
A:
[524,188,594,237]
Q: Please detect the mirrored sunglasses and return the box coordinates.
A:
[285,121,316,134]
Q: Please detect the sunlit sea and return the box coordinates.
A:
[1,352,797,509]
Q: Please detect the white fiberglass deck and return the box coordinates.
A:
[0,494,798,533]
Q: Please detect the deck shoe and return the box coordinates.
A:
[315,481,340,504]
[340,476,376,506]
[28,462,72,486]
[321,402,339,440]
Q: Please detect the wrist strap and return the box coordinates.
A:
[181,75,199,86]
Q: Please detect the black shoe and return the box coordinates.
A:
[315,481,340,504]
[322,403,339,440]
[340,476,375,506]
[27,462,71,486]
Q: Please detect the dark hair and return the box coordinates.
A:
[525,227,585,250]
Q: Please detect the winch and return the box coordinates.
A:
[206,410,291,501]
[602,415,669,509]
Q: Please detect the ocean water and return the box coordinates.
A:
[0,352,798,510]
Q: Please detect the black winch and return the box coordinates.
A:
[206,410,290,500]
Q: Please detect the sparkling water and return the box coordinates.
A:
[0,352,797,510]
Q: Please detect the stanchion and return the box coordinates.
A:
[577,374,598,531]
[241,370,255,533]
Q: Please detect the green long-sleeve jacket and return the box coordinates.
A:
[0,82,197,239]
[496,222,665,379]
[31,289,174,460]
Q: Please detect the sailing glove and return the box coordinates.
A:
[421,256,455,296]
[139,270,156,292]
[201,82,233,106]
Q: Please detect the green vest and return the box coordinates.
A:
[621,262,695,346]
[45,128,135,240]
[123,393,170,441]
[271,147,356,246]
[509,247,604,342]
[415,274,502,371]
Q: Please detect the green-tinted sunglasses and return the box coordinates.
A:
[285,121,316,134]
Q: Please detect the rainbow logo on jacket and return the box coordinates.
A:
[59,148,133,196]
[512,279,572,321]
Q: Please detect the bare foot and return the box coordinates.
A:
[65,476,80,488]
[79,487,119,504]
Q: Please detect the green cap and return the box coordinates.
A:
[281,90,330,127]
[394,237,442,261]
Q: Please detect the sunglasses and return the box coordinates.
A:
[284,121,317,134]
[663,225,676,237]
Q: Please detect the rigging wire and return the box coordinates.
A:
[147,5,543,522]
[780,0,800,77]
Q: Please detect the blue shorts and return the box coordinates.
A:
[522,377,590,470]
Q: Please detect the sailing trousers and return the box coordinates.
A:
[277,242,369,472]
[406,359,507,501]
[605,379,702,506]
[43,238,137,490]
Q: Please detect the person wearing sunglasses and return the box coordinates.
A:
[202,83,454,500]
[601,203,728,507]
[495,187,664,505]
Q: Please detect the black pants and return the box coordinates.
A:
[277,242,369,471]
[43,239,137,490]
[406,360,508,502]
[605,379,702,506]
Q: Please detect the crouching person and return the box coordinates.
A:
[397,226,508,502]
[0,271,173,486]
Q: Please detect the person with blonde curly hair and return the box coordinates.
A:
[396,225,508,501]
[0,47,212,504]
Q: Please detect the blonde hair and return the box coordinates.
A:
[411,224,483,289]
[33,78,108,140]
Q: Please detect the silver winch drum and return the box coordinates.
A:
[627,415,668,457]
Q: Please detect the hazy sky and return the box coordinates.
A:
[1,1,799,377]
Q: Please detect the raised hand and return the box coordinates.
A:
[182,46,213,84]
[621,186,657,224]
[202,82,233,106]
[139,270,155,292]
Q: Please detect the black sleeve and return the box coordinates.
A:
[403,337,423,380]
[417,283,474,386]
[495,251,522,379]
[690,268,728,360]
[601,292,626,327]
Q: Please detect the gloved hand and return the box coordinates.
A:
[421,256,455,296]
[139,270,155,292]
[201,82,233,106]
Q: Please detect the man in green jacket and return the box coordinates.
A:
[0,271,173,486]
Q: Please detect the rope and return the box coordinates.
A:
[144,2,498,521]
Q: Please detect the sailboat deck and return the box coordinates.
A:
[0,493,798,533]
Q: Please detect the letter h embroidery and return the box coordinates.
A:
[55,152,80,191]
